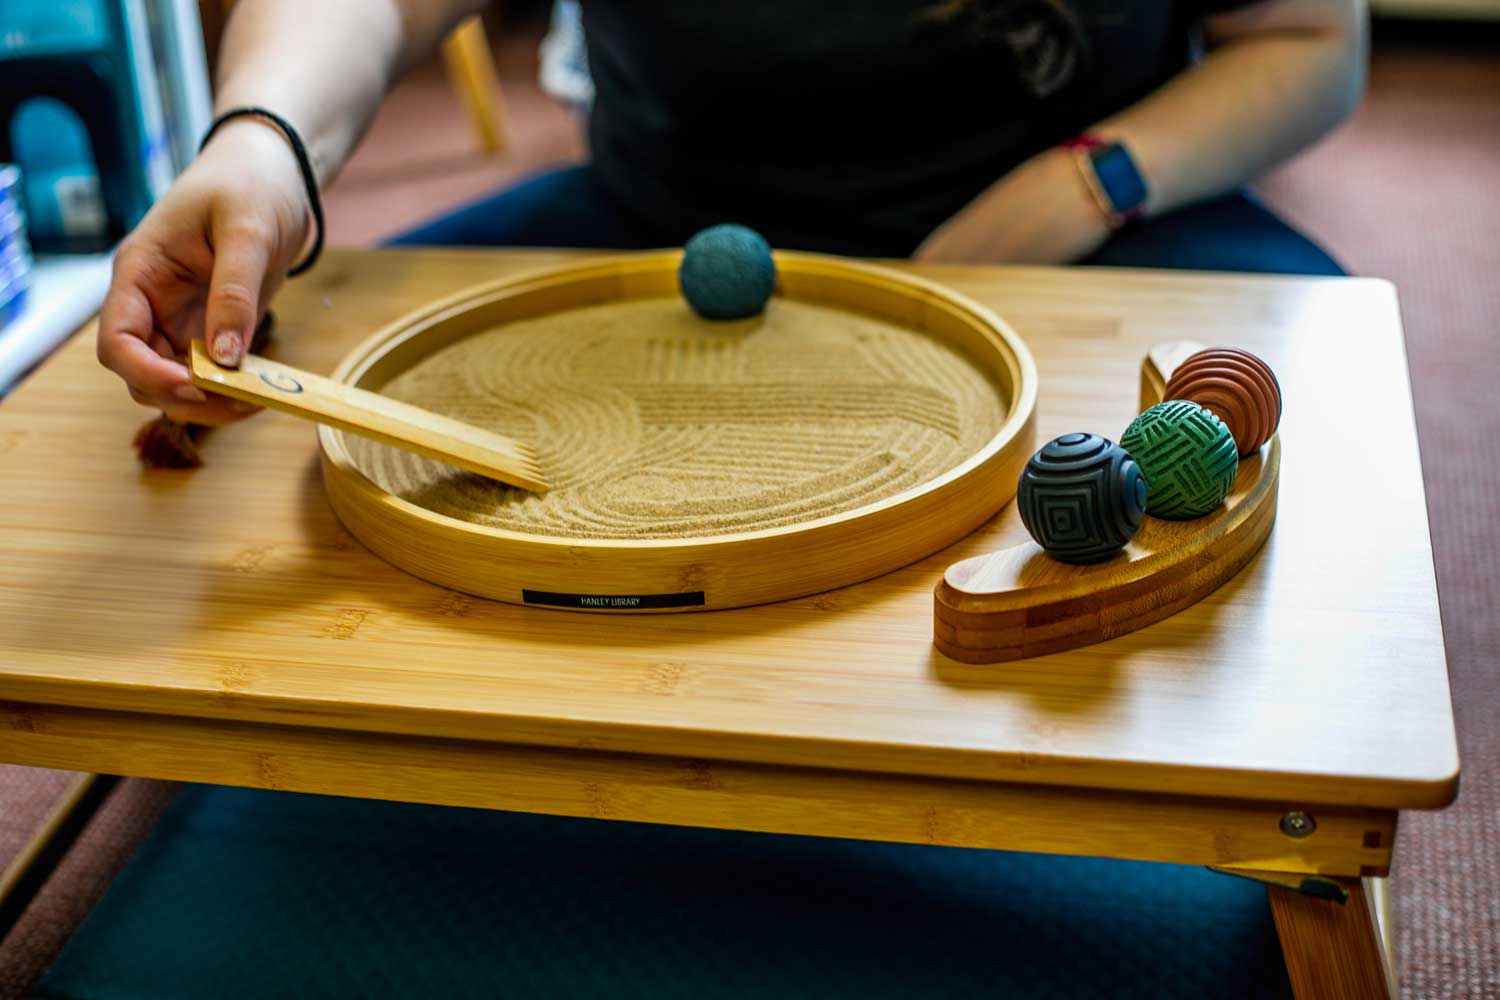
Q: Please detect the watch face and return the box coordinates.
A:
[1089,143,1149,216]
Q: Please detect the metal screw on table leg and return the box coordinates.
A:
[1279,810,1316,838]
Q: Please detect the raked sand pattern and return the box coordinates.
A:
[347,297,1008,539]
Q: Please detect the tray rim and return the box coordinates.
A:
[319,250,1038,552]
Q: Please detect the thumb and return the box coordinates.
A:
[204,217,274,367]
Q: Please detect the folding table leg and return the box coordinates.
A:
[1267,875,1396,1000]
[0,773,118,940]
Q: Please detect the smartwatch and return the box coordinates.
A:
[1060,135,1149,229]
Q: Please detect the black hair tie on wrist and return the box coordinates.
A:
[200,106,325,277]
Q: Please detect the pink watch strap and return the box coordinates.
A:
[1059,134,1104,152]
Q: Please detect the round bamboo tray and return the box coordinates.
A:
[319,251,1038,612]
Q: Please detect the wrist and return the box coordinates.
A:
[201,119,307,197]
[1058,134,1150,231]
[201,107,326,276]
[1045,147,1112,247]
[203,122,310,241]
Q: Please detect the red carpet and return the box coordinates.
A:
[1261,33,1500,998]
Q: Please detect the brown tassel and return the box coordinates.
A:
[134,313,276,470]
[133,415,206,468]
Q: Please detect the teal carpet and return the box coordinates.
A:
[39,785,1292,999]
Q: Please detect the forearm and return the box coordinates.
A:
[1095,0,1367,217]
[915,0,1364,264]
[213,0,488,187]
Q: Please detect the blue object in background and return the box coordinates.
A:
[0,164,32,330]
[0,0,174,251]
[0,0,109,55]
[10,98,107,245]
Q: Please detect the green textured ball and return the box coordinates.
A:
[1120,401,1239,520]
[679,224,776,320]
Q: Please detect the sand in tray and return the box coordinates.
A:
[345,297,1009,539]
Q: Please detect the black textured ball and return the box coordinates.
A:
[1017,433,1147,565]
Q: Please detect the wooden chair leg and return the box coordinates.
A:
[1268,876,1397,1000]
[441,16,508,155]
[0,773,118,940]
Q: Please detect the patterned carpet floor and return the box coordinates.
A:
[1258,31,1500,997]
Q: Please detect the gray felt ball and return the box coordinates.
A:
[679,224,776,320]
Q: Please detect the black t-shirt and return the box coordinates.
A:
[581,1,1244,255]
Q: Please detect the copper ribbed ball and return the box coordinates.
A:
[1163,348,1281,457]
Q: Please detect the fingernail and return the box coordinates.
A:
[230,401,259,413]
[210,331,242,365]
[174,384,208,403]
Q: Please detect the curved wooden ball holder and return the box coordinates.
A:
[320,251,1038,612]
[933,340,1281,664]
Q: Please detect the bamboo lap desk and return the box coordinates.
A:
[0,249,1456,998]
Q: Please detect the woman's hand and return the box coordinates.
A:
[914,148,1111,266]
[96,121,309,425]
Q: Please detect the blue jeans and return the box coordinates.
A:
[390,163,1344,277]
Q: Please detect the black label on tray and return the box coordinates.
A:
[522,589,707,610]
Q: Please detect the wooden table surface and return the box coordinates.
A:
[0,249,1458,815]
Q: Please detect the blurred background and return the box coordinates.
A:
[1,2,1497,997]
